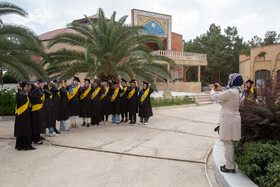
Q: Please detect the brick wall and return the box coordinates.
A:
[171,32,183,52]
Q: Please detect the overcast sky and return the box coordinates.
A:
[3,0,280,42]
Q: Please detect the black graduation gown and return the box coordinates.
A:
[91,85,105,121]
[29,87,45,134]
[50,84,60,120]
[79,86,93,118]
[138,87,154,118]
[128,87,139,115]
[43,87,53,128]
[101,86,112,116]
[110,86,121,115]
[67,85,81,116]
[120,86,129,114]
[58,86,69,121]
[14,89,32,137]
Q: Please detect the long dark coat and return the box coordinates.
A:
[120,86,129,114]
[43,87,53,128]
[110,86,121,115]
[58,86,69,121]
[66,85,81,116]
[29,87,45,134]
[138,87,154,118]
[50,84,60,120]
[128,87,139,115]
[91,85,105,121]
[14,89,32,137]
[101,86,112,116]
[79,86,93,118]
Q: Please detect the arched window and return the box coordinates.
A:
[254,52,271,61]
[255,70,270,88]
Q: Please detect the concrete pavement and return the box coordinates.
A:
[0,103,221,187]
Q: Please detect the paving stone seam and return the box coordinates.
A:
[51,143,206,164]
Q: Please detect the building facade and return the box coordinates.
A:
[38,9,207,92]
[239,44,280,88]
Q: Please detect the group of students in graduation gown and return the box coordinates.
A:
[14,76,154,151]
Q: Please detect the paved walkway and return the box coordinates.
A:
[0,104,221,187]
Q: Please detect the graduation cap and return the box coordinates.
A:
[38,78,45,83]
[84,78,91,83]
[73,77,80,82]
[246,79,254,84]
[20,80,28,88]
[143,81,149,85]
[94,79,100,84]
[59,77,67,82]
[51,78,58,83]
[113,81,118,85]
[121,78,127,83]
[101,79,108,82]
[129,79,136,83]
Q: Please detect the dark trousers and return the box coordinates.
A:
[103,115,109,121]
[92,116,100,125]
[121,112,128,120]
[32,133,41,143]
[129,113,136,123]
[15,136,32,150]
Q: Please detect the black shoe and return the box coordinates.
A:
[54,130,61,134]
[124,119,128,123]
[26,146,36,150]
[120,119,124,123]
[40,136,45,140]
[220,165,235,173]
[87,123,90,127]
[82,122,86,126]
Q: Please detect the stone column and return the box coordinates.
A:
[198,65,201,82]
[183,66,187,82]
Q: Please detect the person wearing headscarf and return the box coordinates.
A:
[138,82,154,125]
[14,81,35,151]
[244,79,257,101]
[210,73,244,173]
[29,81,44,145]
[110,80,121,124]
[79,79,92,127]
[120,79,129,123]
[49,79,61,134]
[100,79,111,126]
[91,79,105,126]
[66,77,82,128]
[127,79,139,124]
[58,78,69,131]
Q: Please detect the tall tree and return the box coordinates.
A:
[263,31,280,45]
[0,1,46,86]
[44,8,174,86]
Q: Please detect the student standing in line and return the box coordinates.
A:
[67,77,81,128]
[91,79,104,126]
[101,79,111,126]
[138,82,154,125]
[58,78,69,131]
[49,79,61,134]
[120,79,129,123]
[110,80,121,124]
[79,79,92,127]
[127,80,139,124]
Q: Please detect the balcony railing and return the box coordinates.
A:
[152,50,207,62]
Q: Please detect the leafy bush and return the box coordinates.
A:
[240,77,280,141]
[151,96,195,107]
[0,88,16,116]
[235,140,280,187]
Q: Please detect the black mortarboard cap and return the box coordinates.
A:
[59,77,67,82]
[121,78,127,83]
[38,78,44,83]
[113,81,118,85]
[246,79,254,84]
[73,77,80,82]
[102,79,108,82]
[143,81,149,85]
[84,78,91,83]
[20,80,28,88]
[129,79,136,83]
[94,79,100,83]
[51,78,58,83]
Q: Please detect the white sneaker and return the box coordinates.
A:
[43,133,49,137]
[49,132,58,137]
[139,122,143,125]
[144,122,148,125]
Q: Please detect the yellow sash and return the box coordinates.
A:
[49,87,53,100]
[41,94,45,102]
[111,87,119,102]
[141,88,150,103]
[31,102,43,112]
[80,87,91,100]
[15,96,29,116]
[250,87,254,94]
[120,87,127,97]
[68,86,79,101]
[101,87,109,100]
[91,87,101,99]
[128,88,135,99]
[58,86,62,97]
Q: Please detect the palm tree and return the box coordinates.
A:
[45,8,174,86]
[0,1,46,86]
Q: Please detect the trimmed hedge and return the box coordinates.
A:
[0,88,16,116]
[235,140,280,187]
[151,96,195,107]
